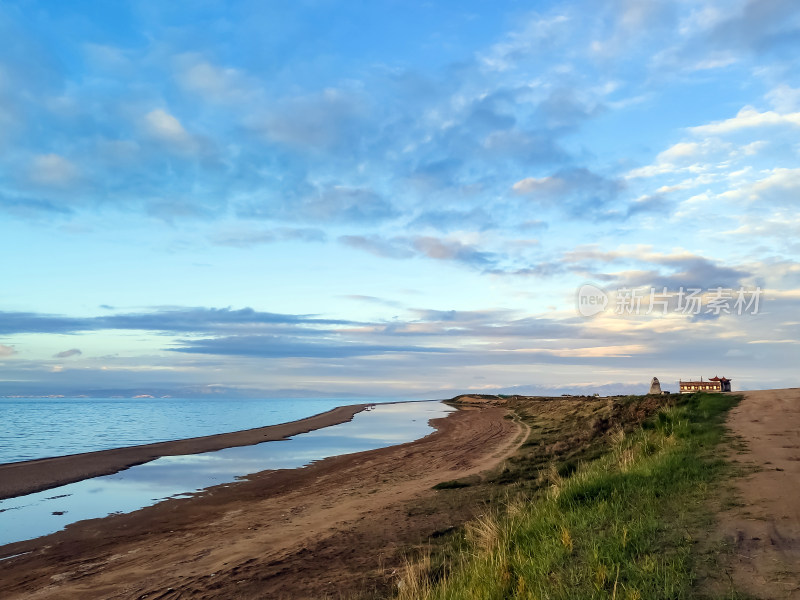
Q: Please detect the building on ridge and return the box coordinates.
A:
[679,376,731,393]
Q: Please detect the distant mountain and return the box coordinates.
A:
[427,382,650,398]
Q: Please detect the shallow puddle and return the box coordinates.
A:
[0,401,453,547]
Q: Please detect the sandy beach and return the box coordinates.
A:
[0,404,525,599]
[0,403,368,500]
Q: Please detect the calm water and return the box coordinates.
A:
[0,401,454,547]
[0,396,410,464]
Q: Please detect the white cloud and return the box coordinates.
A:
[28,154,80,187]
[688,54,738,71]
[626,161,707,179]
[512,174,565,194]
[656,141,702,162]
[657,137,742,165]
[175,54,257,104]
[726,212,800,236]
[506,344,647,358]
[0,344,15,357]
[625,115,776,180]
[689,106,800,135]
[738,141,766,156]
[765,84,800,113]
[627,138,730,179]
[719,167,800,204]
[590,0,675,60]
[143,109,195,150]
[678,4,726,36]
[479,13,570,71]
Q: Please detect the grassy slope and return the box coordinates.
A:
[397,392,742,600]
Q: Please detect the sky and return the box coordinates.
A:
[1,0,799,398]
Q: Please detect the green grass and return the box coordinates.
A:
[396,393,742,600]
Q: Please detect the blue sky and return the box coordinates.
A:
[1,0,799,397]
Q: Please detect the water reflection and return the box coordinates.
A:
[0,401,453,547]
[0,396,410,464]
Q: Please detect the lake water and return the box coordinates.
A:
[0,401,454,547]
[0,396,412,464]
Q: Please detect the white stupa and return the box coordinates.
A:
[649,377,662,395]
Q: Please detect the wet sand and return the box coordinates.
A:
[715,388,800,599]
[0,405,525,599]
[0,404,368,500]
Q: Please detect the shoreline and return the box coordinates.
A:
[0,405,525,599]
[0,403,370,500]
